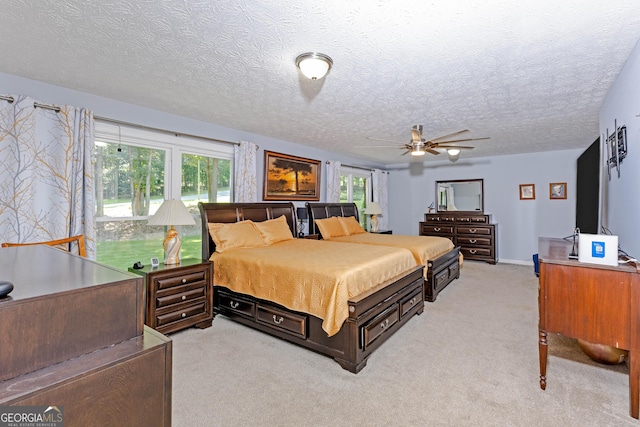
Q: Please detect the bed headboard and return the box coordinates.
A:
[198,202,297,259]
[305,202,360,235]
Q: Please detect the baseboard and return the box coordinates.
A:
[498,259,534,266]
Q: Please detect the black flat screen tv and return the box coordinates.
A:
[575,138,600,234]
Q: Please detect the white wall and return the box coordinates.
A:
[599,39,640,260]
[388,149,584,263]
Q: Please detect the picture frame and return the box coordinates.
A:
[549,182,567,200]
[519,184,535,200]
[263,151,321,201]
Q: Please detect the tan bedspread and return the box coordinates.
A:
[330,233,454,275]
[211,239,416,336]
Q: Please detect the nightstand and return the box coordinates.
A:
[370,230,392,234]
[129,258,213,335]
[300,234,320,239]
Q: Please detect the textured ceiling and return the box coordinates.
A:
[1,0,640,164]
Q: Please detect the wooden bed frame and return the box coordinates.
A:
[199,202,425,373]
[306,202,461,302]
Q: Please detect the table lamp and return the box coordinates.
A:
[148,199,195,265]
[296,207,308,237]
[363,202,383,232]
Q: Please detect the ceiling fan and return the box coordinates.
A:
[364,125,490,160]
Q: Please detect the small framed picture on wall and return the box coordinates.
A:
[519,184,535,200]
[549,182,567,199]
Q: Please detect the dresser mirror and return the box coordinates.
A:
[436,179,484,213]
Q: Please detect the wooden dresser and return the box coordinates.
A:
[0,246,172,426]
[420,212,497,264]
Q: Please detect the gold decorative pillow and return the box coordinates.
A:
[314,217,346,239]
[208,220,264,253]
[254,215,294,245]
[338,216,366,235]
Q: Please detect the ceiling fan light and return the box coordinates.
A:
[411,148,426,156]
[447,148,461,162]
[296,52,333,80]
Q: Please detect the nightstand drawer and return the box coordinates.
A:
[156,286,205,308]
[156,301,207,326]
[155,270,207,290]
[256,304,307,338]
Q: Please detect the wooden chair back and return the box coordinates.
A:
[1,235,87,257]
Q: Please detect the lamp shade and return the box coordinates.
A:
[363,202,383,215]
[447,148,461,162]
[296,207,308,220]
[148,199,195,226]
[296,52,333,80]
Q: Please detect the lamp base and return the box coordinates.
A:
[370,214,379,233]
[163,225,181,265]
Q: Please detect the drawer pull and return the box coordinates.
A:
[469,228,477,233]
[229,301,239,309]
[181,312,187,318]
[181,278,187,284]
[181,295,187,300]
[469,239,477,244]
[434,227,441,232]
[380,319,390,330]
[273,315,284,324]
[470,249,477,254]
[409,297,417,306]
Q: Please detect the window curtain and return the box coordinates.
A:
[0,95,96,258]
[372,169,389,230]
[233,141,258,202]
[326,160,341,203]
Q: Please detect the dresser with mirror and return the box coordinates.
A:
[419,179,498,264]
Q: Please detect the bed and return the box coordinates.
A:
[306,202,461,302]
[199,202,425,373]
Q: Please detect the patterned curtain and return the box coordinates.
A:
[0,95,96,258]
[233,141,258,202]
[326,160,341,203]
[372,169,389,230]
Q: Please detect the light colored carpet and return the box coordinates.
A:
[171,262,634,426]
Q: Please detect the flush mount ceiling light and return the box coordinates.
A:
[296,52,333,80]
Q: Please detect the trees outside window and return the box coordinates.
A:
[94,122,233,270]
[340,168,370,226]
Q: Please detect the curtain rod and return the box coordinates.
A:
[327,161,389,173]
[95,115,240,146]
[1,95,61,112]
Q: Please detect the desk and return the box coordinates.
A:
[538,237,640,419]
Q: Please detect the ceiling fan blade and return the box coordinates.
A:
[426,148,440,155]
[432,136,491,144]
[366,136,404,143]
[436,145,475,150]
[428,129,470,142]
[401,149,411,156]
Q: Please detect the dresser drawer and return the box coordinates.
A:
[156,286,205,308]
[362,305,399,349]
[155,270,207,290]
[421,224,454,235]
[257,304,307,339]
[400,288,422,318]
[461,246,493,258]
[156,301,206,326]
[457,236,492,246]
[217,291,255,318]
[457,226,492,236]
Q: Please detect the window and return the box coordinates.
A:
[94,122,233,270]
[340,167,371,225]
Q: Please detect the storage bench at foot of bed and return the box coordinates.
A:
[214,265,424,373]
